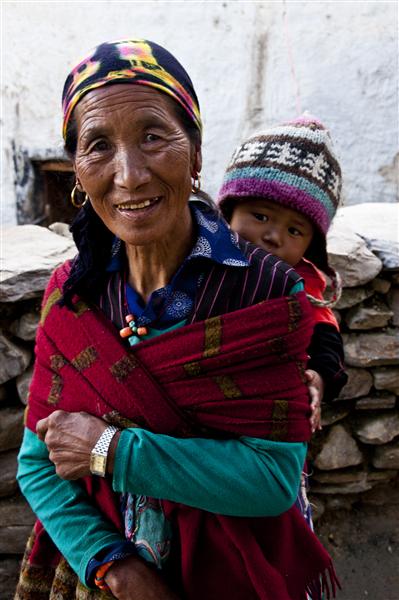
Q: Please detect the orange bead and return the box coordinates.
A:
[120,327,132,338]
[137,327,148,336]
[125,314,135,324]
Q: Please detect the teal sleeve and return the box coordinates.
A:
[289,281,304,294]
[18,426,306,585]
[113,429,307,517]
[17,427,126,586]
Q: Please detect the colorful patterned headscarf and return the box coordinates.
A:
[62,39,202,140]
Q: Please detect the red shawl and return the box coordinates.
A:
[24,263,338,600]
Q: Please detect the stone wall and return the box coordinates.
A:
[308,204,399,521]
[0,204,398,597]
[0,224,76,598]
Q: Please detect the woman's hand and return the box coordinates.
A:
[105,555,180,600]
[305,369,324,433]
[36,410,109,480]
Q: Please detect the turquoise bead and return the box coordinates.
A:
[128,335,140,346]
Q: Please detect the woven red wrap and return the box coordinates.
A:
[21,261,339,600]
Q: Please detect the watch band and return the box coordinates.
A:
[90,425,119,477]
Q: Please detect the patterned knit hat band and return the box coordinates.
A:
[218,176,332,236]
[62,39,202,140]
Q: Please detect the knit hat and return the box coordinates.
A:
[218,114,342,288]
[62,39,202,140]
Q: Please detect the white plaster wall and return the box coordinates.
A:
[1,0,398,226]
[260,1,399,207]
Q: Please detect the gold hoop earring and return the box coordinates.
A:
[191,173,201,194]
[70,185,88,208]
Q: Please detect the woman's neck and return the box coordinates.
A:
[124,213,195,303]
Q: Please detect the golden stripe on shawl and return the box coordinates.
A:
[287,296,302,332]
[270,399,288,439]
[72,300,90,317]
[214,375,242,399]
[110,354,137,382]
[203,316,222,358]
[40,288,62,325]
[183,361,203,377]
[50,354,67,372]
[48,373,63,405]
[71,346,98,372]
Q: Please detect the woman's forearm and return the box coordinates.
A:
[113,429,307,516]
[18,422,306,587]
[17,427,126,585]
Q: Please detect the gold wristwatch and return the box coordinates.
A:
[90,425,119,477]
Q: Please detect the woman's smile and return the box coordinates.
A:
[115,196,161,211]
[115,196,163,219]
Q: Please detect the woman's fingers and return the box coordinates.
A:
[35,411,66,441]
[35,411,109,479]
[36,417,49,441]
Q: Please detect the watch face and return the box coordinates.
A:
[90,454,106,476]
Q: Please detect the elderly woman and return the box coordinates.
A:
[16,40,337,600]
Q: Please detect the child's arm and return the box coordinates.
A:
[307,323,348,403]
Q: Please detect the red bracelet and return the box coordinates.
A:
[94,560,114,591]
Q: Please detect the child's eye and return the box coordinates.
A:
[289,227,302,236]
[253,213,268,222]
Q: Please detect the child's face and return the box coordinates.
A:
[230,198,314,266]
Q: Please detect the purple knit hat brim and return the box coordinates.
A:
[218,178,331,236]
[218,178,331,274]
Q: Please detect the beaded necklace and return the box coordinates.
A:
[119,271,148,346]
[119,312,148,346]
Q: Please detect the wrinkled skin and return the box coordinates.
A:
[36,411,109,480]
[73,83,201,301]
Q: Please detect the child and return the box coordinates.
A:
[217,114,348,429]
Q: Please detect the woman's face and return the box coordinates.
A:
[73,84,201,247]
